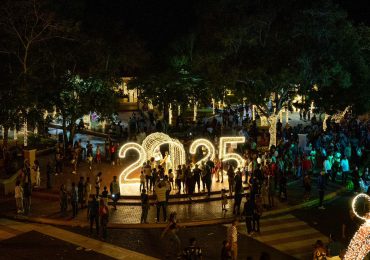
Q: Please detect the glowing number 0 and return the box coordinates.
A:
[219,136,245,169]
[189,139,215,167]
[119,143,147,193]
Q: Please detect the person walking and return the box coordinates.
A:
[318,171,326,210]
[99,198,109,240]
[227,219,238,260]
[162,212,182,258]
[155,181,167,223]
[140,189,150,223]
[110,176,120,210]
[14,180,24,214]
[87,196,99,236]
[71,182,79,218]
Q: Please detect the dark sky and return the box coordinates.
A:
[63,0,370,51]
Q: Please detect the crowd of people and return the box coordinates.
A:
[12,108,369,259]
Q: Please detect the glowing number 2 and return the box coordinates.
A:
[119,143,147,192]
[189,139,215,168]
[219,136,245,169]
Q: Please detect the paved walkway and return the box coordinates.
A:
[235,214,329,259]
[0,218,157,260]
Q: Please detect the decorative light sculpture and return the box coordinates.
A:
[118,143,147,192]
[212,98,216,115]
[252,105,255,121]
[218,136,245,168]
[344,193,370,260]
[168,104,173,125]
[193,101,198,122]
[189,139,216,167]
[142,132,186,170]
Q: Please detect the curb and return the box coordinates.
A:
[2,186,347,229]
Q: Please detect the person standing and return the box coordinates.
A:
[340,156,350,185]
[87,196,99,236]
[71,182,79,218]
[227,165,235,196]
[139,171,146,192]
[193,164,201,193]
[140,189,150,223]
[233,170,243,215]
[84,177,92,208]
[143,161,152,191]
[155,181,167,223]
[95,172,102,196]
[23,163,32,215]
[227,219,238,260]
[99,198,109,240]
[243,194,254,236]
[33,160,41,187]
[110,176,120,210]
[318,171,326,210]
[96,144,102,164]
[162,212,182,258]
[253,195,263,233]
[14,180,24,214]
[78,177,85,209]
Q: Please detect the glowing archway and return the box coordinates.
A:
[344,193,370,260]
[142,132,186,170]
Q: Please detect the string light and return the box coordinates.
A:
[193,101,198,122]
[218,136,245,168]
[169,103,173,125]
[268,114,277,148]
[118,143,147,191]
[189,138,216,167]
[142,132,186,170]
[344,193,370,260]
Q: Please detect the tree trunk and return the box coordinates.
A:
[268,114,277,149]
[62,118,68,154]
[3,126,9,159]
[69,123,76,145]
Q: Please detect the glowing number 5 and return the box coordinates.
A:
[189,139,216,168]
[119,143,147,192]
[219,136,245,169]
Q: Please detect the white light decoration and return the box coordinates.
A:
[268,114,277,148]
[168,104,173,125]
[23,119,27,147]
[142,132,186,170]
[189,138,216,167]
[323,114,329,131]
[260,116,269,126]
[178,105,181,116]
[285,107,289,125]
[344,193,370,260]
[310,101,314,114]
[218,136,245,169]
[212,98,216,115]
[193,101,198,122]
[118,143,147,192]
[252,105,255,121]
[279,109,283,123]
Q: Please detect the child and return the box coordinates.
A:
[221,189,228,211]
[140,171,145,191]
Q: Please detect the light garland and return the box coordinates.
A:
[168,103,173,125]
[344,193,370,260]
[193,101,198,122]
[118,143,147,191]
[219,136,245,169]
[189,138,216,167]
[268,114,277,148]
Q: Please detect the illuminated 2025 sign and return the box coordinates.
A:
[119,132,245,192]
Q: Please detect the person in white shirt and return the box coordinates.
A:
[323,156,332,183]
[340,156,350,185]
[14,180,24,214]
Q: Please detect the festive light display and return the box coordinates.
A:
[252,105,255,121]
[189,138,216,167]
[268,114,277,148]
[168,103,173,125]
[23,119,27,147]
[212,98,216,115]
[285,107,289,125]
[193,101,198,121]
[218,136,245,168]
[118,143,147,190]
[344,193,370,260]
[142,132,186,170]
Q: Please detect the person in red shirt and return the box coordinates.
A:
[302,155,312,176]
